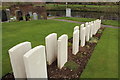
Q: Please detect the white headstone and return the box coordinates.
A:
[97,19,101,29]
[90,22,94,38]
[85,22,89,27]
[85,22,89,36]
[93,20,98,35]
[94,20,98,35]
[58,34,68,69]
[33,13,38,20]
[23,45,47,78]
[97,20,100,29]
[74,26,79,31]
[8,42,31,78]
[29,12,32,17]
[99,20,101,28]
[72,30,79,55]
[86,25,90,41]
[66,8,71,17]
[45,33,57,65]
[80,27,86,47]
[80,24,84,40]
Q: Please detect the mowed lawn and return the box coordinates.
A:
[2,20,79,77]
[2,18,118,78]
[56,17,119,27]
[81,28,118,78]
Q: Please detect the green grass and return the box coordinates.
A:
[81,28,118,78]
[56,17,119,27]
[46,4,118,8]
[65,61,79,71]
[2,20,79,77]
[56,17,96,22]
[2,17,118,78]
[102,20,119,27]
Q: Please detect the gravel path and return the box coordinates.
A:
[48,17,119,29]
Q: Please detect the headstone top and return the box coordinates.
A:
[81,24,84,28]
[9,42,31,52]
[58,34,68,40]
[85,22,89,27]
[46,33,57,39]
[24,45,44,58]
[74,26,79,31]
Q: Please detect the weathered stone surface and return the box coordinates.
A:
[8,42,31,78]
[72,30,79,55]
[80,27,86,47]
[58,34,68,69]
[23,45,47,78]
[45,33,57,65]
[94,20,97,35]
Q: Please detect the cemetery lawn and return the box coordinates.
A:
[2,19,118,78]
[81,28,118,78]
[2,20,79,77]
[56,17,119,27]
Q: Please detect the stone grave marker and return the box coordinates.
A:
[86,25,90,41]
[23,45,47,78]
[8,42,31,78]
[85,22,89,36]
[97,19,101,29]
[6,9,10,21]
[90,22,94,38]
[45,33,57,65]
[66,8,71,17]
[25,13,30,21]
[80,24,84,40]
[15,10,23,21]
[74,26,79,31]
[58,34,68,69]
[29,12,32,17]
[80,27,86,47]
[33,13,38,20]
[72,30,79,55]
[2,10,8,22]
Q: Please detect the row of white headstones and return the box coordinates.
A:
[10,12,38,21]
[8,19,101,79]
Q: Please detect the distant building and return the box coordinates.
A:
[9,4,47,20]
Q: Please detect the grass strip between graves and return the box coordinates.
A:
[81,28,118,78]
[56,17,119,27]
